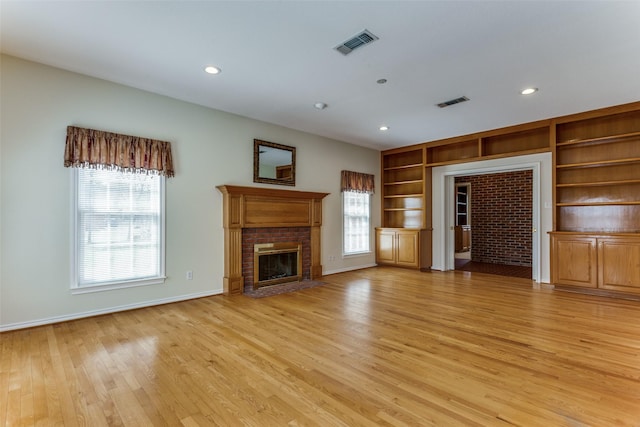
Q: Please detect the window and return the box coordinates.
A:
[72,168,165,292]
[343,190,371,255]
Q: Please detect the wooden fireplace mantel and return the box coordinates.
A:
[217,185,329,295]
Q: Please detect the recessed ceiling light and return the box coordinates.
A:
[204,66,221,75]
[379,126,389,131]
[521,87,538,95]
[313,102,328,110]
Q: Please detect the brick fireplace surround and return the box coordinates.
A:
[217,185,329,295]
[242,227,311,292]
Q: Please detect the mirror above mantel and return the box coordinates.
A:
[254,139,296,186]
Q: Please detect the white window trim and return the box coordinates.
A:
[342,191,372,257]
[70,168,167,294]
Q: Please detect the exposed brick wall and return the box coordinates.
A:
[455,170,532,266]
[242,227,311,290]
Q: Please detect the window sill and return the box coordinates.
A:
[342,251,372,259]
[71,276,166,294]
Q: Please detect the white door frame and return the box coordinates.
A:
[431,152,553,283]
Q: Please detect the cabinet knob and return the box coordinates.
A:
[532,228,537,233]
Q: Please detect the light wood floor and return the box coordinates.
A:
[3,267,640,426]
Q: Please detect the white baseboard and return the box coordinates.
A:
[0,290,221,332]
[322,263,377,276]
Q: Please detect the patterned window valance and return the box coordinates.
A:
[341,170,375,194]
[64,126,175,177]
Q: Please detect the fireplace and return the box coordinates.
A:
[242,227,311,292]
[217,185,329,295]
[254,242,302,289]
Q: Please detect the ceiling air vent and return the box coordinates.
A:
[437,96,470,108]
[335,29,379,55]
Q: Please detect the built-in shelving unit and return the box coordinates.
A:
[382,147,426,229]
[454,183,471,252]
[427,138,479,166]
[551,106,640,295]
[378,100,640,295]
[379,120,552,271]
[554,112,640,233]
[455,183,470,226]
[424,123,550,167]
[378,146,431,270]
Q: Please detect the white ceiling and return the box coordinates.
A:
[2,1,639,151]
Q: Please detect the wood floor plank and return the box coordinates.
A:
[3,267,640,425]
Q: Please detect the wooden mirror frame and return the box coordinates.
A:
[253,139,296,186]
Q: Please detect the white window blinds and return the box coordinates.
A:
[74,168,165,288]
[343,191,371,255]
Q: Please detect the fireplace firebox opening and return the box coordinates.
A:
[254,242,303,289]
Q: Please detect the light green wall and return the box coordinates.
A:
[0,55,380,330]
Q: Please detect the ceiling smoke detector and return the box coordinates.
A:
[437,96,470,108]
[334,29,379,55]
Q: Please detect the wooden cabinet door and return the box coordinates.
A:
[462,227,471,250]
[376,229,396,264]
[598,237,640,293]
[551,235,597,288]
[396,230,419,267]
[454,225,463,252]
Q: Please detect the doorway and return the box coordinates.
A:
[453,182,472,264]
[452,172,533,279]
[430,152,553,284]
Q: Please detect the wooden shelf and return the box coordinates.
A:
[426,147,549,167]
[556,163,640,187]
[554,106,640,239]
[556,201,640,207]
[549,231,640,237]
[383,163,422,171]
[384,180,423,186]
[556,130,640,147]
[556,157,640,169]
[556,179,640,188]
[382,148,425,170]
[383,193,422,199]
[427,139,478,164]
[381,148,426,230]
[482,126,549,156]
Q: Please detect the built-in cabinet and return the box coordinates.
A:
[378,147,432,270]
[375,228,431,269]
[550,106,640,296]
[550,234,598,288]
[551,234,640,293]
[455,225,472,252]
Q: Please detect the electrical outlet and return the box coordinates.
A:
[186,270,193,280]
